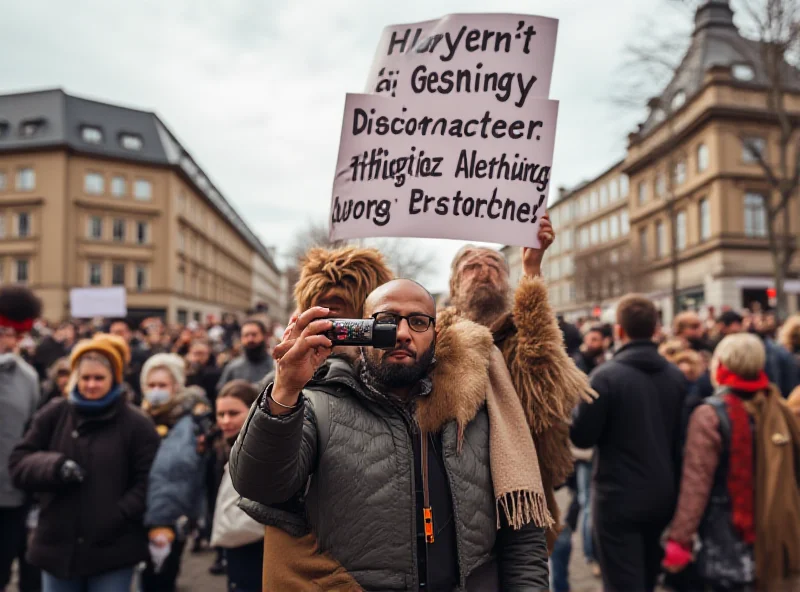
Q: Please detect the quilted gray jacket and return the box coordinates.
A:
[229,359,548,591]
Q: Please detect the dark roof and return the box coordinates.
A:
[639,0,800,136]
[0,88,278,272]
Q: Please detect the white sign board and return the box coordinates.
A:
[365,13,558,107]
[70,287,127,319]
[330,93,558,247]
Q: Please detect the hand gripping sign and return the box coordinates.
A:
[329,93,558,248]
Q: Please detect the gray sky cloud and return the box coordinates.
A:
[2,0,696,293]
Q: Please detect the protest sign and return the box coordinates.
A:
[70,286,127,319]
[329,93,558,247]
[365,13,558,108]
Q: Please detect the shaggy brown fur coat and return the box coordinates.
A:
[491,274,595,550]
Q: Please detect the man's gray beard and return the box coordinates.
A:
[455,285,511,328]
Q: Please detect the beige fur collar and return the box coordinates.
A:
[415,309,494,435]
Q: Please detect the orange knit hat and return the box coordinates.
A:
[70,334,125,384]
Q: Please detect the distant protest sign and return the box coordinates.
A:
[365,14,558,107]
[70,286,126,319]
[329,93,558,247]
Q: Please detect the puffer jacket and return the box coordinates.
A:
[144,413,207,528]
[230,358,548,591]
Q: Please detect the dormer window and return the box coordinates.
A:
[81,126,103,144]
[671,90,686,111]
[732,63,755,81]
[119,133,143,151]
[19,119,45,138]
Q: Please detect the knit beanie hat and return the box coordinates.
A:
[93,333,131,366]
[141,353,186,390]
[70,335,125,384]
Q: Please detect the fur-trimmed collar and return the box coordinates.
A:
[417,309,495,434]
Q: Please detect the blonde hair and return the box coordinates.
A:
[713,333,766,380]
[658,338,685,363]
[778,314,800,352]
[140,353,186,390]
[294,246,393,317]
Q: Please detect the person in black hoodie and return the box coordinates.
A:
[571,294,686,592]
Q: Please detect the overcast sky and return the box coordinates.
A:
[1,0,698,293]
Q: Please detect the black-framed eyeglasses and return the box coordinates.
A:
[372,312,435,333]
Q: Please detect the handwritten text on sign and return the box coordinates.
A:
[329,93,558,247]
[365,13,558,108]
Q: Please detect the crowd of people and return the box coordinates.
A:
[1,215,800,591]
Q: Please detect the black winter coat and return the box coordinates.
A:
[570,340,687,524]
[9,397,160,579]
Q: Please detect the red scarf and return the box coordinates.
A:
[715,364,768,544]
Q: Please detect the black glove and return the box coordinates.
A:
[58,459,85,484]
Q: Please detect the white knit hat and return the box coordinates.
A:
[140,353,186,390]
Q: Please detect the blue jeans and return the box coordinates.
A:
[550,522,573,592]
[575,460,595,563]
[42,567,135,592]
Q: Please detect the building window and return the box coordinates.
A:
[610,179,619,202]
[15,259,28,284]
[699,198,711,241]
[610,215,620,239]
[0,172,6,191]
[134,180,152,201]
[590,191,599,212]
[744,193,768,237]
[111,176,126,197]
[620,175,629,198]
[656,221,666,258]
[19,119,44,138]
[81,126,103,144]
[563,228,573,250]
[177,309,188,325]
[88,262,102,286]
[16,168,35,191]
[655,173,666,198]
[112,219,125,242]
[88,216,103,240]
[638,181,646,206]
[120,133,143,151]
[0,121,8,138]
[177,267,185,292]
[580,228,589,249]
[17,212,30,238]
[640,228,649,259]
[136,221,148,245]
[178,229,185,252]
[697,144,709,173]
[676,211,687,251]
[590,223,599,245]
[621,210,630,235]
[112,263,126,286]
[600,219,609,242]
[135,265,147,291]
[742,137,765,163]
[579,195,588,218]
[674,161,686,186]
[599,186,609,208]
[732,63,755,81]
[671,90,686,111]
[84,173,104,195]
[0,215,5,238]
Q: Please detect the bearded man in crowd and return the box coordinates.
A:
[448,216,595,550]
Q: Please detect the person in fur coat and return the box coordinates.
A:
[448,216,595,550]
